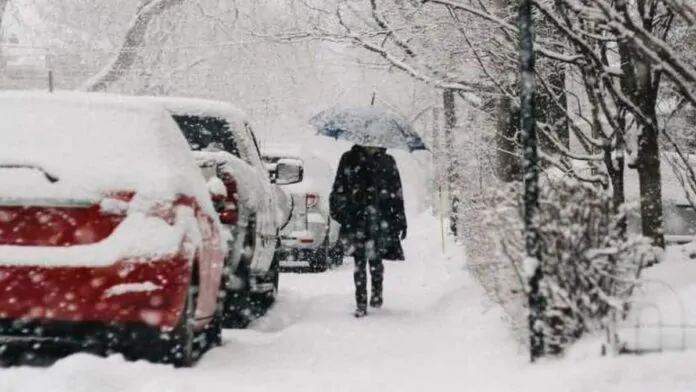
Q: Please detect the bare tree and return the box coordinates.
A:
[79,0,185,92]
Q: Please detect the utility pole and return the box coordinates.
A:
[519,0,544,362]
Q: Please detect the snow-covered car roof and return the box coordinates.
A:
[140,95,249,133]
[0,90,215,214]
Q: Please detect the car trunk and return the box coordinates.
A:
[0,167,134,247]
[0,169,188,327]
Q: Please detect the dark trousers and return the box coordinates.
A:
[353,243,384,308]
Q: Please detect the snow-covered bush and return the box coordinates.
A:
[486,176,656,355]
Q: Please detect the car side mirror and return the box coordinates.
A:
[275,158,303,185]
[264,162,278,184]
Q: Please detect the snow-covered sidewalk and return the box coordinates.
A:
[4,212,696,392]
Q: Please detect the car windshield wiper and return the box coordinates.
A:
[0,164,59,183]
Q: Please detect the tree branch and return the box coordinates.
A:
[79,0,185,92]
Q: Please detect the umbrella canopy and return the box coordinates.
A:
[309,106,427,152]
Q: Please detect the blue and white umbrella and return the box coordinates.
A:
[309,106,427,152]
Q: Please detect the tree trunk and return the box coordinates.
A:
[443,88,460,236]
[496,93,521,181]
[635,68,665,248]
[612,0,665,250]
[79,0,184,92]
[607,110,627,237]
[637,113,665,249]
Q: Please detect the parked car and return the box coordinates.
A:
[193,150,302,325]
[261,144,343,272]
[143,96,299,326]
[0,91,228,367]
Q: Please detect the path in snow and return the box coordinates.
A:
[0,212,526,392]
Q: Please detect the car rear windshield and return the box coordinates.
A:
[173,114,240,158]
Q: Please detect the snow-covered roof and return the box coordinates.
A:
[0,90,216,216]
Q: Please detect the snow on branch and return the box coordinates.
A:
[79,0,185,92]
[335,3,486,96]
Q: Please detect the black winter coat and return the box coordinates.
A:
[329,145,407,261]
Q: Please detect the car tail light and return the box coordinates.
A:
[306,193,319,209]
[219,209,238,224]
[217,173,239,225]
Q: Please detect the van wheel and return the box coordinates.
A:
[222,224,255,329]
[221,262,253,329]
[252,252,280,310]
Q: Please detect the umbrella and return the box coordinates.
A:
[309,106,427,152]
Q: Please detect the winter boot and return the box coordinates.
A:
[354,305,368,318]
[369,294,383,309]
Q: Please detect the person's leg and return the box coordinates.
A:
[369,256,384,308]
[353,243,368,316]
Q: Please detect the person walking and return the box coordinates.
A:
[329,145,407,317]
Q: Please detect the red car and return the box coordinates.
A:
[0,91,227,367]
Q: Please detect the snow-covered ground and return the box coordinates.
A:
[3,138,696,391]
[3,211,696,391]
